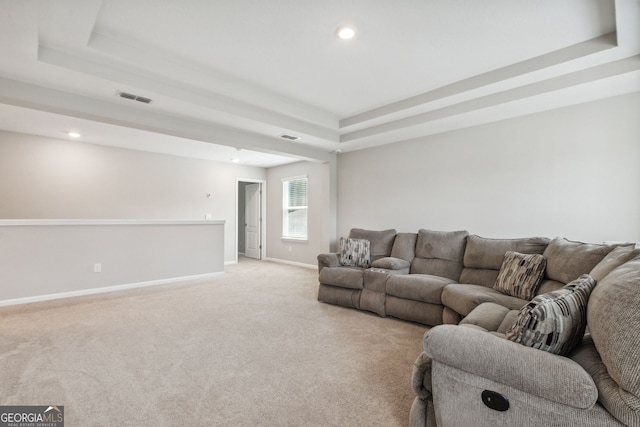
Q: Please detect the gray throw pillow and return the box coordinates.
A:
[505,274,596,356]
[339,237,371,268]
[493,251,546,300]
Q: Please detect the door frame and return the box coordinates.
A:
[236,178,267,264]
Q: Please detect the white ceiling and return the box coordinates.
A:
[0,0,639,167]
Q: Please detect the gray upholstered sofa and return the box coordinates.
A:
[316,228,640,426]
[318,228,607,327]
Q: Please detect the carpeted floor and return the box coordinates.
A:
[0,258,428,426]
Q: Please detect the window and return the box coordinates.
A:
[282,175,308,240]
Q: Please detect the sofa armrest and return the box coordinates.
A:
[411,351,433,399]
[424,325,598,409]
[317,253,340,272]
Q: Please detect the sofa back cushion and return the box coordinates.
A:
[587,255,640,422]
[459,235,550,287]
[348,228,396,262]
[543,237,615,284]
[410,229,468,280]
[390,232,418,262]
[589,244,640,283]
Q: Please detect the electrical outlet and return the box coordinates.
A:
[205,213,212,220]
[288,245,292,252]
[93,263,101,273]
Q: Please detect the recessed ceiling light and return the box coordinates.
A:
[68,132,81,138]
[231,158,240,163]
[336,25,356,40]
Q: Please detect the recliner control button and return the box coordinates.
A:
[481,390,509,411]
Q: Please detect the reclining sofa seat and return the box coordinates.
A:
[360,232,418,317]
[384,229,469,326]
[317,228,396,309]
[440,234,551,324]
[317,228,640,425]
[318,230,628,329]
[379,231,555,326]
[410,242,640,427]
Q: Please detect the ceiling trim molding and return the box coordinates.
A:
[0,76,333,163]
[340,73,640,153]
[38,44,340,144]
[340,55,640,144]
[1,0,638,165]
[87,31,338,128]
[340,33,618,130]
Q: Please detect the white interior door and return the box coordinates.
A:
[244,183,261,259]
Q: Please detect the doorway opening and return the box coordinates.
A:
[237,178,266,263]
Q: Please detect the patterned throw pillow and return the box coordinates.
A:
[494,251,547,300]
[505,274,596,356]
[339,237,371,268]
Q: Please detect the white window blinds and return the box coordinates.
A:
[282,176,308,239]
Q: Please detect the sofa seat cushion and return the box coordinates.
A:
[371,256,410,270]
[318,266,364,289]
[364,268,403,293]
[460,302,519,335]
[441,283,529,318]
[386,274,456,304]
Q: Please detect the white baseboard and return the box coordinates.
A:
[264,257,316,270]
[0,272,225,308]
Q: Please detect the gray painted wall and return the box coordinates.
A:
[337,92,640,244]
[0,221,224,302]
[266,160,332,266]
[0,131,267,263]
[1,91,638,279]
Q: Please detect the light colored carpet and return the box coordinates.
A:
[0,258,428,426]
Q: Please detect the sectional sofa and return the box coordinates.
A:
[316,228,640,426]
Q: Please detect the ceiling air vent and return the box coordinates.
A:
[280,134,301,141]
[117,91,153,104]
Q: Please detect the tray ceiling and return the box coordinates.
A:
[0,0,639,166]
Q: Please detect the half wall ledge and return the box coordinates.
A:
[0,219,225,305]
